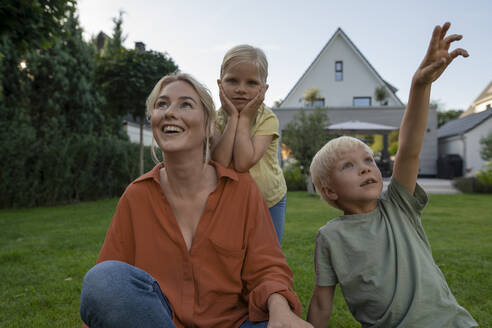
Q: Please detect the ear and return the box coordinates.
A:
[264,84,269,92]
[321,186,338,201]
[217,79,222,86]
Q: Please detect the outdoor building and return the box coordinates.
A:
[274,27,438,176]
[438,108,492,176]
[460,80,492,118]
[123,115,153,147]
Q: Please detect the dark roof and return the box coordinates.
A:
[438,108,492,139]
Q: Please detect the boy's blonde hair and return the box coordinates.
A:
[220,44,268,84]
[310,136,374,208]
[145,72,216,163]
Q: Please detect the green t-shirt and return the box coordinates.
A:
[315,178,477,328]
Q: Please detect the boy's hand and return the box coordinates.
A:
[240,85,268,120]
[217,80,239,118]
[413,22,469,86]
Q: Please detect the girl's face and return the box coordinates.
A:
[151,81,206,155]
[220,61,264,111]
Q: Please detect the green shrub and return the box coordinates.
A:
[453,166,492,194]
[283,162,307,191]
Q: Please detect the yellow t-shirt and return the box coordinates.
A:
[216,105,287,207]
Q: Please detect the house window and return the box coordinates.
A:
[335,61,343,81]
[353,97,372,107]
[306,98,325,108]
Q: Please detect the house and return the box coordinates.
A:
[460,80,492,118]
[274,28,438,176]
[123,115,153,147]
[438,108,492,176]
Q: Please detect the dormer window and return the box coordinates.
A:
[335,61,343,81]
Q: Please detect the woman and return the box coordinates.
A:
[80,73,312,328]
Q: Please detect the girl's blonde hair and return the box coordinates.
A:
[310,136,374,208]
[220,44,268,84]
[145,72,216,164]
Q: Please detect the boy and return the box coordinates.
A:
[307,23,478,327]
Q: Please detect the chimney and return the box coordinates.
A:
[135,42,145,52]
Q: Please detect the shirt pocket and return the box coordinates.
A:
[205,237,245,294]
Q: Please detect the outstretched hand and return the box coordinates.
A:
[414,22,469,85]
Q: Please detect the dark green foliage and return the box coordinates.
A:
[0,0,76,53]
[480,131,492,161]
[437,109,463,127]
[282,108,332,174]
[0,10,158,208]
[453,176,492,194]
[95,48,178,122]
[283,163,307,191]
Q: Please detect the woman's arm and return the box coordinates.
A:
[267,293,313,328]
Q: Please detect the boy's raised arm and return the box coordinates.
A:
[393,22,468,194]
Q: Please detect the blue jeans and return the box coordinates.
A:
[80,260,267,328]
[268,195,286,244]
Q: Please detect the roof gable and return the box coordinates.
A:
[438,108,492,138]
[280,28,404,108]
[461,80,492,117]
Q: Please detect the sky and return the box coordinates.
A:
[77,0,492,111]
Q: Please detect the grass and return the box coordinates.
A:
[0,192,491,327]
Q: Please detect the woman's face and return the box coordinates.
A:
[151,80,206,155]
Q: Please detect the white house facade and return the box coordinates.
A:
[275,27,438,176]
[438,109,492,176]
[460,80,492,118]
[123,119,153,147]
[280,28,404,109]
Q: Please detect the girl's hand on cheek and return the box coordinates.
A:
[241,85,268,120]
[217,80,239,118]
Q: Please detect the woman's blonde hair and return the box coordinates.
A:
[145,72,216,163]
[310,136,374,208]
[220,44,268,84]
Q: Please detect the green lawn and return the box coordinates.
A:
[0,192,491,327]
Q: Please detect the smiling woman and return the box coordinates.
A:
[79,72,310,328]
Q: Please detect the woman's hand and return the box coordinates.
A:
[267,294,313,328]
[240,85,268,120]
[413,22,468,86]
[217,80,239,118]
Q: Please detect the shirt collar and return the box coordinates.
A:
[133,160,238,185]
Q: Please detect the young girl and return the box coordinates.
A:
[212,45,287,243]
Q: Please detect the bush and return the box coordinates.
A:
[0,134,156,208]
[453,166,492,194]
[283,162,306,191]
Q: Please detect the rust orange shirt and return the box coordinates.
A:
[95,161,302,328]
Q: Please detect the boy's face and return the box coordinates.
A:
[323,146,383,214]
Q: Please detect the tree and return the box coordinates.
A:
[437,109,463,127]
[105,10,126,56]
[0,0,75,53]
[480,131,492,161]
[282,108,331,175]
[374,86,389,105]
[303,87,321,107]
